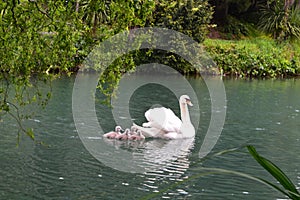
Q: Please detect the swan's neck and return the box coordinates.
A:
[180,102,191,124]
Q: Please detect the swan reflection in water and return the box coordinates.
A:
[103,135,194,173]
[103,135,194,196]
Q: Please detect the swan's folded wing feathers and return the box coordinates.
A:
[144,107,167,122]
[144,107,182,133]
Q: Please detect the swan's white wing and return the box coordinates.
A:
[144,107,182,132]
[164,108,183,132]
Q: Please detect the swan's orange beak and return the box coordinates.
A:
[187,99,193,106]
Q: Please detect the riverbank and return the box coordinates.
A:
[203,38,300,78]
[74,37,300,78]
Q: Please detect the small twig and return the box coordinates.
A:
[7,107,26,133]
[31,0,52,20]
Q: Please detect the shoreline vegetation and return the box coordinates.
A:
[203,37,300,78]
[75,36,300,78]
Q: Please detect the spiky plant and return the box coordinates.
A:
[259,1,300,40]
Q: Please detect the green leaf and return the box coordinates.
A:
[26,128,35,140]
[247,145,300,199]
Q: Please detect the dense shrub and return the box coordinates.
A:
[204,38,300,77]
[147,0,213,43]
[129,0,214,75]
[258,2,300,40]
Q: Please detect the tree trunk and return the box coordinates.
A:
[284,0,295,10]
[297,0,300,9]
[75,0,80,13]
[210,0,228,25]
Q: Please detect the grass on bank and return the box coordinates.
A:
[203,37,300,78]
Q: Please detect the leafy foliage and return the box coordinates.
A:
[0,0,156,139]
[131,0,214,76]
[0,0,82,140]
[258,1,300,40]
[148,0,213,43]
[204,38,300,77]
[96,0,214,102]
[219,15,251,39]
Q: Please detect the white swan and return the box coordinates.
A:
[132,95,195,139]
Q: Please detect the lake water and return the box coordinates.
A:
[0,75,299,199]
